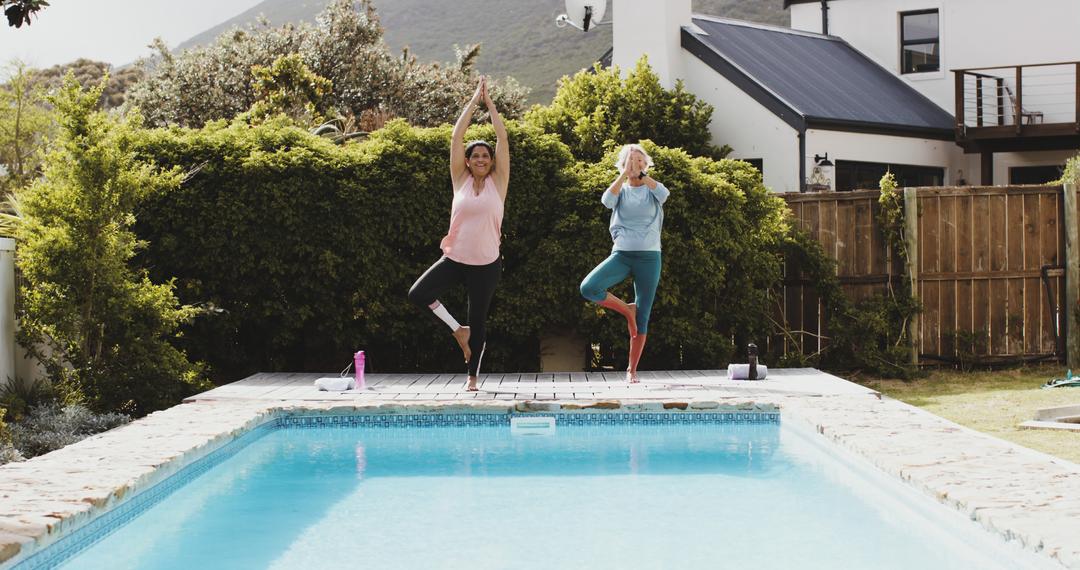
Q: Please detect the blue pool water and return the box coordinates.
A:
[50,415,1042,569]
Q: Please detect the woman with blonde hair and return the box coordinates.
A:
[408,77,509,391]
[579,143,668,383]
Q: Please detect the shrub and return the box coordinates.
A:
[1062,154,1080,187]
[244,54,334,127]
[566,144,789,369]
[8,403,129,458]
[14,75,209,415]
[124,0,529,129]
[0,443,23,465]
[525,57,729,163]
[129,116,790,378]
[0,403,20,465]
[132,118,578,377]
[0,376,54,422]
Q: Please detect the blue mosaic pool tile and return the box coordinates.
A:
[281,411,780,428]
[281,413,511,428]
[13,418,282,570]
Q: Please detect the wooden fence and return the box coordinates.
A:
[780,184,1078,364]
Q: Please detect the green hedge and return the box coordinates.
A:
[132,119,789,380]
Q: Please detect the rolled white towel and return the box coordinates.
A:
[727,363,768,380]
[315,377,353,391]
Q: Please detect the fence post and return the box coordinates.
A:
[904,188,920,365]
[1064,182,1079,369]
[0,238,14,389]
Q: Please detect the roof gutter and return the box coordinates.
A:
[804,116,955,141]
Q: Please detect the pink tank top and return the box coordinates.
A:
[440,175,504,265]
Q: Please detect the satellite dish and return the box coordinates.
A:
[555,0,608,32]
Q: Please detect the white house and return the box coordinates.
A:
[604,0,1079,191]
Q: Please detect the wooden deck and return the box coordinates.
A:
[185,368,876,403]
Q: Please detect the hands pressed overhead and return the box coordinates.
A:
[408,81,671,387]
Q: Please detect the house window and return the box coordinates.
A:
[1009,165,1064,185]
[900,9,940,74]
[741,158,763,174]
[835,160,944,191]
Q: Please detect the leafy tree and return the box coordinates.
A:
[125,0,529,129]
[0,60,53,193]
[526,56,730,162]
[2,0,46,28]
[13,74,209,414]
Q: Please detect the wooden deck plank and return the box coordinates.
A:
[494,373,519,400]
[257,372,310,399]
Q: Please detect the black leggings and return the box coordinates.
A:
[408,256,501,376]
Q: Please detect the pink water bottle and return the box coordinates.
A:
[353,350,366,390]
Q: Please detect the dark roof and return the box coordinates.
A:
[597,47,613,69]
[682,16,955,139]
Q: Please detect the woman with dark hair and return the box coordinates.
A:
[408,77,509,391]
[579,144,668,384]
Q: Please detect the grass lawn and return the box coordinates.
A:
[852,364,1080,464]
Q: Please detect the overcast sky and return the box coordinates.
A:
[0,0,265,70]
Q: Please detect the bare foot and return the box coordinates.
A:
[627,369,640,384]
[453,326,472,362]
[626,303,638,338]
[466,376,479,391]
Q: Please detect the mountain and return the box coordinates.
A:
[176,0,789,104]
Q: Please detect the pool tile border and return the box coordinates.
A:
[281,410,780,428]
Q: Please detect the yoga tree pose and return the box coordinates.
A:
[580,144,668,383]
[408,77,509,392]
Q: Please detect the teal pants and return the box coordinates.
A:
[580,250,662,334]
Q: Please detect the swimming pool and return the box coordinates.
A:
[22,412,1051,569]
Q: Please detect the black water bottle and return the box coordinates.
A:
[747,343,758,380]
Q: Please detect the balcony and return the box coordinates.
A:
[953,61,1080,154]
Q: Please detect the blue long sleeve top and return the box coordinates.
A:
[601,181,669,251]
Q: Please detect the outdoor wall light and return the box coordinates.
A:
[555,0,609,32]
[809,153,835,191]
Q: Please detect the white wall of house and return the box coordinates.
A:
[807,129,965,189]
[682,55,801,192]
[961,149,1076,186]
[791,0,1080,121]
[612,0,691,88]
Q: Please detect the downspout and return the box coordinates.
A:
[798,129,806,192]
[820,0,830,35]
